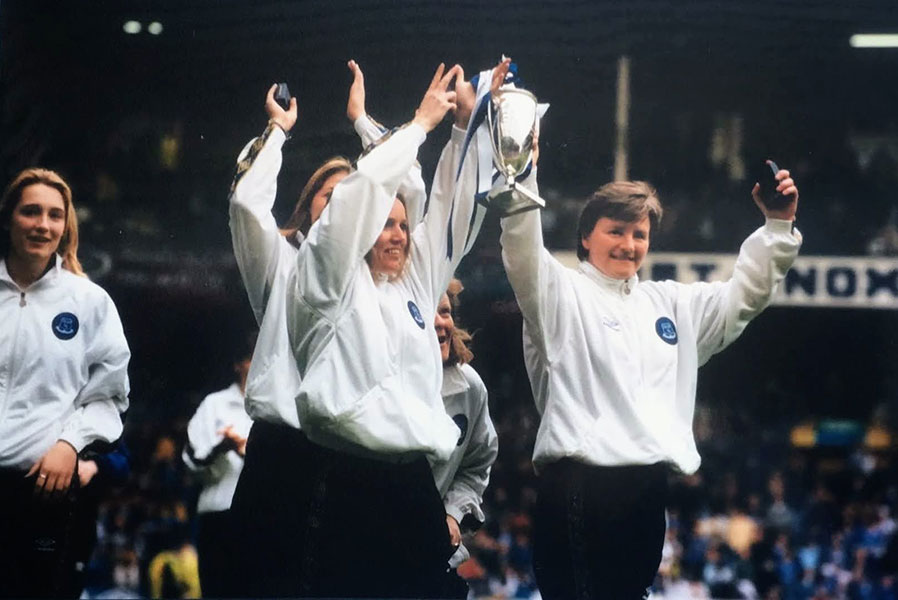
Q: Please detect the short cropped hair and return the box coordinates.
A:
[576,180,663,260]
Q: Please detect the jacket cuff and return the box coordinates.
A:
[58,431,87,454]
[764,218,794,233]
[450,123,467,143]
[446,503,467,525]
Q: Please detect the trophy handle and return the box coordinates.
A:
[486,95,504,169]
[511,181,545,208]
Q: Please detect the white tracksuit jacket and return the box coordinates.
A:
[287,122,479,463]
[182,383,253,513]
[229,124,306,428]
[500,178,802,474]
[0,257,130,471]
[229,118,428,428]
[433,363,498,567]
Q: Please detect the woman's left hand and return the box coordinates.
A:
[78,459,99,488]
[446,514,462,547]
[27,440,78,499]
[346,59,366,122]
[752,165,799,221]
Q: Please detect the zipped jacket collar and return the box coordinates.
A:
[577,260,638,297]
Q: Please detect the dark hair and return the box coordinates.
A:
[232,328,258,365]
[445,278,474,366]
[280,156,353,246]
[0,167,84,275]
[576,180,663,260]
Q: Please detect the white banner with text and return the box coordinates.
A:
[551,251,898,309]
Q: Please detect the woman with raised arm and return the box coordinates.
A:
[228,61,490,598]
[0,168,130,598]
[229,84,350,433]
[226,65,447,597]
[279,61,490,598]
[498,160,801,598]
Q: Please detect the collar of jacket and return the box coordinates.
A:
[441,363,471,397]
[0,254,62,291]
[577,260,638,297]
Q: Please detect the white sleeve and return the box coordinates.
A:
[408,124,480,309]
[228,124,289,323]
[444,372,498,528]
[354,115,427,227]
[182,396,229,479]
[498,176,571,357]
[297,123,427,311]
[353,114,388,148]
[59,294,130,452]
[686,219,802,365]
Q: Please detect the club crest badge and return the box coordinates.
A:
[452,414,469,446]
[407,301,425,329]
[52,312,79,340]
[655,317,677,345]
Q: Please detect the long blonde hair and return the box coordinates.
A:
[445,278,474,366]
[280,156,353,246]
[0,168,84,276]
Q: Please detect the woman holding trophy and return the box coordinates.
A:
[488,71,801,597]
[228,58,500,597]
[226,62,436,596]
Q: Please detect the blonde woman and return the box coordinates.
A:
[0,168,130,598]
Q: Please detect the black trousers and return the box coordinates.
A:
[197,510,239,598]
[532,460,669,600]
[0,468,79,599]
[229,421,454,598]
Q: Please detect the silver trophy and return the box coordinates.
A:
[486,85,545,216]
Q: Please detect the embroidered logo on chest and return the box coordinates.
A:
[52,312,79,341]
[602,315,621,331]
[452,414,469,446]
[655,316,678,345]
[407,300,426,329]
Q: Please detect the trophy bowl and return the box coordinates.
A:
[486,86,545,216]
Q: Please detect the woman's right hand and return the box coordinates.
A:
[265,83,298,133]
[27,440,78,499]
[412,63,461,133]
[218,425,248,457]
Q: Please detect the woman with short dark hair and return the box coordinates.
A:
[499,157,801,598]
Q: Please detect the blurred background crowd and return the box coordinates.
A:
[3,1,898,598]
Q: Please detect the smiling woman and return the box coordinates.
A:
[0,169,83,283]
[0,168,130,598]
[365,195,411,278]
[499,155,802,597]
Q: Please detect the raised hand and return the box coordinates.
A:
[490,57,512,97]
[347,59,366,122]
[751,163,799,221]
[453,66,476,128]
[413,63,461,133]
[265,83,298,133]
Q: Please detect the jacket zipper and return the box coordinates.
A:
[1,293,26,429]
